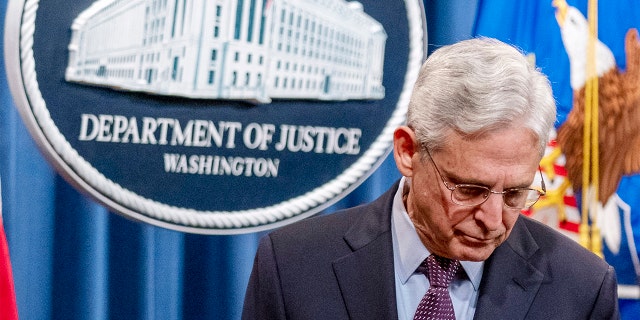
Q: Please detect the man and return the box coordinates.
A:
[242,38,619,319]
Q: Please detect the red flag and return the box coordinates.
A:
[0,183,18,320]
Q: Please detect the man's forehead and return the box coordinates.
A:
[434,134,541,186]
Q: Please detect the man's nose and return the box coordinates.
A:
[474,193,504,231]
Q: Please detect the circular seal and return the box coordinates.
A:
[4,0,426,234]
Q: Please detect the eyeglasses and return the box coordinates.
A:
[424,148,546,210]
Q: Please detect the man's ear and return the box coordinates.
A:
[393,126,418,177]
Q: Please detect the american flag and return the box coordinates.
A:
[0,178,18,319]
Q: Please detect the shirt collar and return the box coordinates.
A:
[391,177,484,290]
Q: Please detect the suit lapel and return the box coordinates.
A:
[328,184,548,320]
[474,216,546,320]
[332,182,399,320]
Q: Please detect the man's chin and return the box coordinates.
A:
[454,242,500,261]
[458,252,491,262]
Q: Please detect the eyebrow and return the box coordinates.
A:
[439,167,488,186]
[441,167,534,190]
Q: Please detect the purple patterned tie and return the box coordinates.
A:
[413,255,460,320]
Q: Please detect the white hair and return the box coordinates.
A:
[407,37,556,155]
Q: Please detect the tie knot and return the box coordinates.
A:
[418,255,460,288]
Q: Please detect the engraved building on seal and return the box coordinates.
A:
[65,0,387,103]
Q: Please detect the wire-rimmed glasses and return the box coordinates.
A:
[424,148,546,210]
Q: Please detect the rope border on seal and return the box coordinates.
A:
[17,0,424,232]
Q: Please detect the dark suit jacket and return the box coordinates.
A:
[242,182,619,319]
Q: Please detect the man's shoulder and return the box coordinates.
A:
[253,198,385,271]
[271,204,364,241]
[269,181,399,245]
[518,215,610,270]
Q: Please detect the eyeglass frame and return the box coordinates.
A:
[423,147,546,210]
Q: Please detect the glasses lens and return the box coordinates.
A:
[504,189,541,209]
[452,186,543,209]
[451,185,490,206]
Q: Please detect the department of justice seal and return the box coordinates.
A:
[4,0,426,234]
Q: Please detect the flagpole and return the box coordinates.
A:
[581,0,602,257]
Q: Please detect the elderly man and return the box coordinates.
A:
[242,37,619,320]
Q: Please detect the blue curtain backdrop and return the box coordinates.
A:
[0,1,477,319]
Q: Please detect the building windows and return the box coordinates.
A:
[67,0,386,102]
[247,0,256,42]
[172,56,178,80]
[234,0,244,40]
[259,1,267,44]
